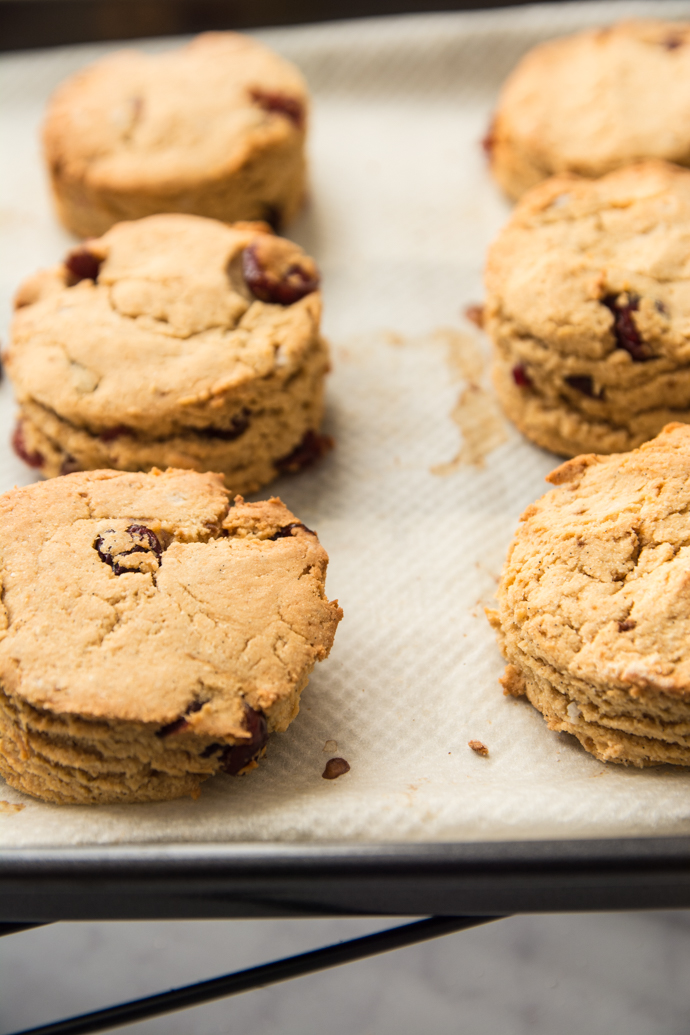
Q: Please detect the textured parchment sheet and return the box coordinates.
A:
[2,0,690,847]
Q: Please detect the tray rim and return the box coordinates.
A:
[2,835,690,919]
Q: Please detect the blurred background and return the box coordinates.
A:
[3,912,690,1033]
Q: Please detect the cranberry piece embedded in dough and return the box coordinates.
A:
[221,706,268,775]
[64,247,102,285]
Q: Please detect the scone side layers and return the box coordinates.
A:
[0,470,342,804]
[7,214,330,491]
[485,162,690,457]
[492,423,690,768]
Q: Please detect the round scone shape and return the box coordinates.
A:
[0,469,342,805]
[7,214,331,493]
[486,20,690,200]
[489,423,690,768]
[485,161,690,458]
[43,32,309,237]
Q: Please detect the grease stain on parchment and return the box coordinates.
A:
[430,327,507,474]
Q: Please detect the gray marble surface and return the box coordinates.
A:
[1,912,690,1034]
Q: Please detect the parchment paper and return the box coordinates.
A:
[2,0,690,848]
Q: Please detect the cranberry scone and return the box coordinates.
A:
[43,32,309,237]
[7,214,331,492]
[0,469,342,804]
[485,20,690,201]
[485,161,690,457]
[488,423,690,767]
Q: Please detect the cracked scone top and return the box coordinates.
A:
[485,161,690,458]
[487,20,690,200]
[0,468,342,805]
[489,423,690,768]
[43,32,309,237]
[7,213,330,492]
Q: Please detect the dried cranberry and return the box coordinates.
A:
[602,294,652,361]
[664,35,683,50]
[565,375,596,397]
[11,424,43,468]
[157,700,204,738]
[200,742,222,758]
[276,430,334,475]
[99,425,130,443]
[220,705,268,775]
[618,619,637,632]
[94,523,162,576]
[512,364,532,388]
[322,757,350,780]
[64,247,102,285]
[268,521,314,540]
[198,410,250,441]
[242,244,319,306]
[249,88,305,130]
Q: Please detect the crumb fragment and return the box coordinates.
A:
[322,757,350,779]
[468,740,489,757]
[464,304,485,328]
[0,801,25,814]
[323,739,338,753]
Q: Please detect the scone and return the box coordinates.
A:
[486,19,690,201]
[0,468,342,804]
[7,213,331,492]
[488,423,690,768]
[43,32,309,238]
[485,161,690,458]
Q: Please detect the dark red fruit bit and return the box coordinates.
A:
[94,523,162,576]
[276,430,334,475]
[602,294,652,361]
[512,364,532,388]
[618,619,637,632]
[269,521,315,540]
[11,423,43,468]
[481,121,496,156]
[322,757,350,780]
[157,700,204,738]
[64,247,102,285]
[99,425,130,443]
[565,375,596,397]
[242,243,319,306]
[249,88,305,130]
[664,35,683,50]
[199,410,250,441]
[221,705,268,775]
[126,524,162,559]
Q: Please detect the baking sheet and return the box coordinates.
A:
[2,0,690,849]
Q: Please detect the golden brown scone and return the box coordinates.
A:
[485,161,690,457]
[43,32,309,237]
[0,469,342,805]
[6,213,331,493]
[490,423,690,768]
[487,20,690,200]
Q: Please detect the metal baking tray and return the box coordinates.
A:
[3,0,690,920]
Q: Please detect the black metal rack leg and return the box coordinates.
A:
[6,914,507,1035]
